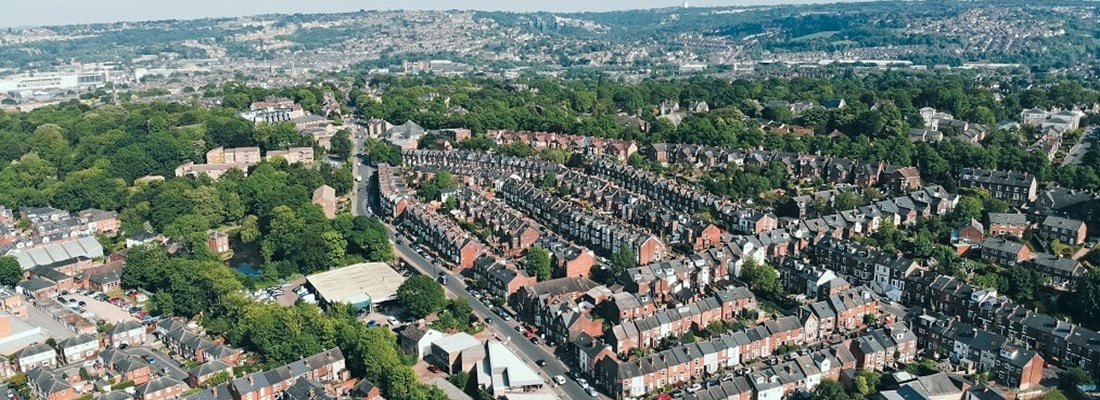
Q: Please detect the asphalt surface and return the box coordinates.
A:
[128,346,189,382]
[390,235,599,399]
[354,126,599,398]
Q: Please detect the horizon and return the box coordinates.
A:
[1,0,871,29]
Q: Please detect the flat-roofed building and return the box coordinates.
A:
[305,263,406,312]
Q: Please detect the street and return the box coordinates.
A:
[128,346,189,382]
[391,237,599,399]
[351,120,599,398]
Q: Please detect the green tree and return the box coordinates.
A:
[1059,367,1094,391]
[525,246,553,281]
[397,275,446,318]
[611,246,637,275]
[813,379,850,400]
[240,215,261,243]
[331,129,353,159]
[740,259,783,298]
[0,256,22,287]
[854,370,881,396]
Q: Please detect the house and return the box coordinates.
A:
[14,343,57,371]
[206,230,230,253]
[135,376,187,400]
[994,346,1043,390]
[282,378,334,400]
[384,120,427,150]
[26,367,79,400]
[981,238,1031,266]
[57,333,100,364]
[399,325,446,360]
[108,320,148,348]
[889,167,922,193]
[350,379,383,399]
[126,231,162,248]
[986,213,1027,239]
[1029,253,1085,290]
[823,99,847,109]
[85,267,123,293]
[266,147,315,165]
[312,185,337,219]
[400,203,484,269]
[429,333,483,374]
[1040,215,1087,245]
[960,168,1038,206]
[375,163,411,219]
[99,348,154,385]
[952,219,984,245]
[189,360,233,387]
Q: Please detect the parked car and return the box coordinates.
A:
[553,375,566,385]
[587,387,599,397]
[535,359,546,367]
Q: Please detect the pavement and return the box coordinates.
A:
[354,127,600,398]
[65,293,136,324]
[25,302,76,340]
[388,226,600,399]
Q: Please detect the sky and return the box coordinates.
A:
[1,0,865,28]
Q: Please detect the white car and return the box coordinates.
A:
[576,378,589,389]
[553,375,566,385]
[587,387,599,397]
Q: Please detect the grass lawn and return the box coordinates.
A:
[1045,389,1068,400]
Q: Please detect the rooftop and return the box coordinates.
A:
[306,262,406,307]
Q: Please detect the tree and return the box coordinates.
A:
[611,246,637,275]
[1059,367,1094,391]
[240,215,261,243]
[0,256,22,287]
[397,275,446,318]
[813,379,850,400]
[331,130,353,159]
[740,259,783,298]
[525,246,552,281]
[854,370,881,396]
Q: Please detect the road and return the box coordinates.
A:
[390,230,598,399]
[352,121,599,398]
[1066,126,1097,166]
[128,346,189,382]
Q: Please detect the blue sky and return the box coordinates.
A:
[1,0,865,28]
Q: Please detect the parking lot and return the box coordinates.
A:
[63,293,136,324]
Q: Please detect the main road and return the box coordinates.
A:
[349,125,600,398]
[390,234,599,399]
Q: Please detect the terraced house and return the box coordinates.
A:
[453,188,541,257]
[400,203,485,269]
[375,163,411,219]
[959,168,1038,206]
[498,177,666,265]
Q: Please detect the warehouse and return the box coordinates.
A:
[304,262,406,312]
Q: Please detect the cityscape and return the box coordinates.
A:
[0,1,1099,400]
